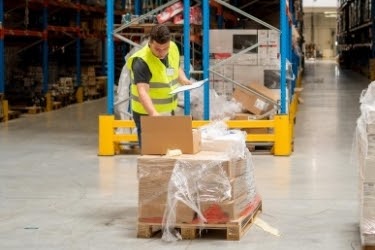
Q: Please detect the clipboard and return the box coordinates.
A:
[169,78,208,95]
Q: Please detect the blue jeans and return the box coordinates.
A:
[132,111,146,148]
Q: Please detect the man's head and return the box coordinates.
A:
[149,24,171,59]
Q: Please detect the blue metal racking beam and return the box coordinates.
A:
[183,0,191,115]
[135,0,141,15]
[202,0,210,120]
[106,0,115,114]
[279,0,288,114]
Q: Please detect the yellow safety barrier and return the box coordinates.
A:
[98,84,302,156]
[2,99,8,122]
[76,86,84,103]
[45,92,52,112]
[98,112,295,156]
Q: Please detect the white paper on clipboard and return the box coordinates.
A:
[169,78,208,95]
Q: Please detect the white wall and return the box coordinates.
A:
[303,0,338,8]
[304,13,337,58]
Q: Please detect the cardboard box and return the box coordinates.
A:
[141,116,201,155]
[138,200,195,224]
[138,158,252,205]
[233,83,278,115]
[137,151,248,180]
[198,193,260,223]
[230,173,253,200]
[138,177,170,203]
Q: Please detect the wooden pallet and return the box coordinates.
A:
[137,198,262,241]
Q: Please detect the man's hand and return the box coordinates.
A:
[178,68,192,85]
[180,78,192,85]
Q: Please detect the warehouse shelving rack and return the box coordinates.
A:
[0,0,117,120]
[98,0,302,156]
[337,0,375,76]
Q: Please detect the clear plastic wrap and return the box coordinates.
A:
[137,149,258,241]
[359,81,375,125]
[161,149,257,242]
[198,120,248,159]
[188,87,242,120]
[353,81,375,244]
[137,152,236,223]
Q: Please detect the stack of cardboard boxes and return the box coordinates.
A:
[137,151,257,223]
[137,116,260,239]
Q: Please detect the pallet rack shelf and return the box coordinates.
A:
[337,0,375,75]
[0,0,121,113]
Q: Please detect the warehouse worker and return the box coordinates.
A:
[126,24,191,147]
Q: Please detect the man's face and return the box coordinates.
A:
[149,40,170,59]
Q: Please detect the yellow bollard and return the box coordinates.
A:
[2,100,8,122]
[45,92,52,112]
[76,86,84,103]
[274,115,292,156]
[98,115,115,156]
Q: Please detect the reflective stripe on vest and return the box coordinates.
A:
[131,94,178,104]
[126,41,180,114]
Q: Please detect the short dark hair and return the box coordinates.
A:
[149,24,171,44]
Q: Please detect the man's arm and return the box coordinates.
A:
[132,58,159,116]
[178,67,192,85]
[136,83,159,116]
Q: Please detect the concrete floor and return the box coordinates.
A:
[0,60,371,249]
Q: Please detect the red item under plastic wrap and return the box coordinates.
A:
[157,1,183,24]
[172,6,202,25]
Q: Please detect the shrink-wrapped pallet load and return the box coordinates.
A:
[354,82,375,247]
[137,121,260,241]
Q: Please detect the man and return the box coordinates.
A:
[126,24,191,146]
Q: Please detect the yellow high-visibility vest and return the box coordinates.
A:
[126,41,180,114]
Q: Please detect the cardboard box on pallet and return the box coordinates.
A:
[233,83,279,116]
[137,151,247,180]
[138,176,170,203]
[138,164,252,206]
[197,193,260,223]
[138,200,195,224]
[140,116,201,155]
[137,152,253,224]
